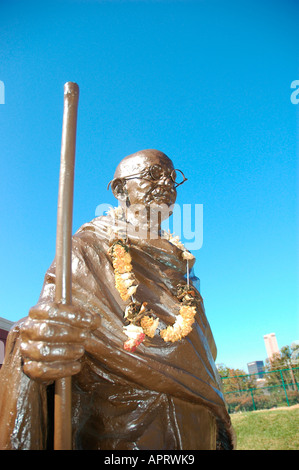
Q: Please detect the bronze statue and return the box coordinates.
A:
[0,148,235,450]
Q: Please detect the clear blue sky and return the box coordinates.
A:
[0,0,298,372]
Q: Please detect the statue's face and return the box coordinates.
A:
[125,154,177,207]
[113,151,178,208]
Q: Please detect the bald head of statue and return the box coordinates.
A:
[109,149,180,208]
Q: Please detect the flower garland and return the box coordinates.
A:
[107,207,199,352]
[108,240,138,302]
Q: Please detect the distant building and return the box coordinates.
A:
[247,360,264,378]
[0,317,14,368]
[291,341,299,364]
[264,333,280,360]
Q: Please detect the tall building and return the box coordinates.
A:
[247,360,264,378]
[264,333,280,360]
[0,316,14,368]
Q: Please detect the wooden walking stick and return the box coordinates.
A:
[54,81,79,450]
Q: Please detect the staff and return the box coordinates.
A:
[54,81,79,450]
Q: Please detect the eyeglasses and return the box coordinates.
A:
[107,164,187,190]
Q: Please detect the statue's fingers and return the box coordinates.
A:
[29,302,97,329]
[20,340,84,362]
[21,320,87,343]
[23,359,81,383]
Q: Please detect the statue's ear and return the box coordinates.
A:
[111,178,128,201]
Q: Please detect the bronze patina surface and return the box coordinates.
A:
[0,149,235,450]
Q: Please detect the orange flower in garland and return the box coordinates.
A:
[110,243,132,273]
[108,240,138,301]
[160,305,196,342]
[140,315,160,338]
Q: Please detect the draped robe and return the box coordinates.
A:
[0,214,235,450]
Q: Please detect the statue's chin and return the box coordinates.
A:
[145,201,175,221]
[125,201,174,228]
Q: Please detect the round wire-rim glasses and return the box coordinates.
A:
[107,164,187,190]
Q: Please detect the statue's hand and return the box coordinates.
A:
[20,301,99,384]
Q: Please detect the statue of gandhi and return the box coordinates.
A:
[0,149,235,450]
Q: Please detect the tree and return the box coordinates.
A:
[264,344,299,391]
[217,365,255,395]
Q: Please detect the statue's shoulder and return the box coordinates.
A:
[74,215,112,241]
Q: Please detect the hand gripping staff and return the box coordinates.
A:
[54,82,79,450]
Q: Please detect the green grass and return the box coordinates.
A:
[230,406,299,450]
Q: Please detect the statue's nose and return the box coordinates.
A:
[162,175,174,188]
